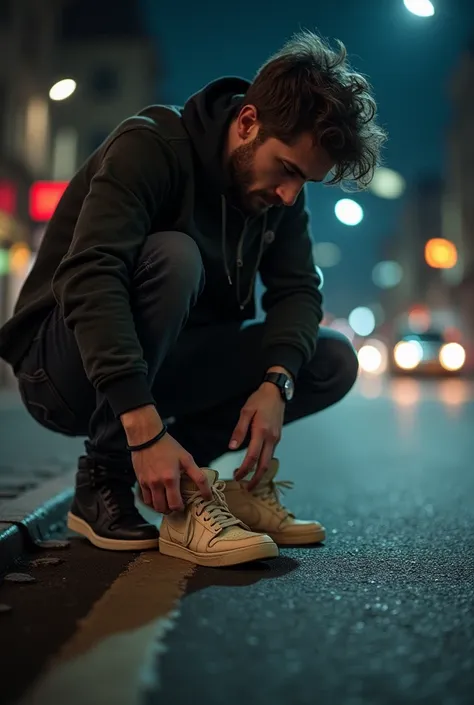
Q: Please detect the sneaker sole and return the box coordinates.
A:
[67,512,159,551]
[158,537,279,567]
[268,526,326,545]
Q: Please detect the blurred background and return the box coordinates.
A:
[1,0,473,388]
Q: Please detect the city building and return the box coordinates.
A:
[381,176,460,336]
[49,0,158,181]
[0,0,64,384]
[0,0,159,385]
[443,37,474,344]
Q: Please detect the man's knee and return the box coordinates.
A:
[135,231,205,304]
[310,327,359,394]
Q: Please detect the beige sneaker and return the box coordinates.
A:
[158,468,278,567]
[223,459,326,546]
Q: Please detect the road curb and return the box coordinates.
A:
[0,470,76,574]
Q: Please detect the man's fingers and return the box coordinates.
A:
[182,455,212,500]
[247,440,274,491]
[229,408,253,450]
[235,434,263,480]
[139,483,153,508]
[163,473,184,512]
[150,485,169,514]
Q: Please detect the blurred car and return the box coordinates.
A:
[389,329,466,376]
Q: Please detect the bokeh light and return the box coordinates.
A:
[393,340,423,370]
[372,261,403,289]
[49,78,76,101]
[335,199,364,226]
[424,238,458,269]
[348,306,376,336]
[369,168,406,199]
[0,248,9,276]
[358,345,383,374]
[439,343,466,371]
[312,242,341,268]
[9,242,31,274]
[403,0,435,18]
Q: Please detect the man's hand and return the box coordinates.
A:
[229,383,285,490]
[121,404,212,513]
[132,433,212,513]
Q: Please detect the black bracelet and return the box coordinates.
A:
[126,424,168,452]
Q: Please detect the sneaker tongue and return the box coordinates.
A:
[181,467,219,493]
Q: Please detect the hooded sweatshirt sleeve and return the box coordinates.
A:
[259,188,323,381]
[51,126,178,418]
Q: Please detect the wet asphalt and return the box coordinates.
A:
[1,377,473,705]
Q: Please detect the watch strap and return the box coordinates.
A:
[263,372,290,400]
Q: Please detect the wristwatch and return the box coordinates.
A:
[262,372,295,402]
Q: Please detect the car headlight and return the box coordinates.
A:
[439,343,465,371]
[393,340,423,370]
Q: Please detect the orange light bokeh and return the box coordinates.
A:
[424,238,458,269]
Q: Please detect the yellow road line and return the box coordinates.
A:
[19,553,195,705]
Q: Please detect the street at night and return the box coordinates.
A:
[1,377,473,705]
[2,0,474,704]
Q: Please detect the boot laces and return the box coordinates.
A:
[187,480,242,530]
[101,482,138,520]
[89,468,137,520]
[252,480,294,519]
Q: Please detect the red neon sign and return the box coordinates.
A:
[29,181,69,221]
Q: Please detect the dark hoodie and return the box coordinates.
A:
[0,77,322,418]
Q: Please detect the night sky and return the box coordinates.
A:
[67,0,474,316]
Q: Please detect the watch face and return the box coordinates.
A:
[284,377,294,401]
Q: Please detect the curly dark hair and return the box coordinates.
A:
[244,30,387,189]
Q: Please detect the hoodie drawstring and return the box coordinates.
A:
[221,195,268,310]
[221,196,232,286]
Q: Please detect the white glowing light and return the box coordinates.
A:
[394,340,423,370]
[439,343,465,371]
[358,345,383,374]
[403,0,435,17]
[49,79,76,101]
[335,199,364,226]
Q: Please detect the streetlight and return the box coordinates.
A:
[403,0,435,17]
[49,79,76,101]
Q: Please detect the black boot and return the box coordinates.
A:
[67,456,159,551]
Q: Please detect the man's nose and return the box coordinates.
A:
[275,184,303,207]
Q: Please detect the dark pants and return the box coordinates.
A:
[16,231,359,470]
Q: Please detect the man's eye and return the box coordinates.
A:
[282,163,296,176]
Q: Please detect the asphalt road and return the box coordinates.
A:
[1,376,473,705]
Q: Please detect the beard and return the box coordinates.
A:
[227,134,266,215]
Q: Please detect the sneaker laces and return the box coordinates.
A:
[187,480,243,530]
[252,480,294,519]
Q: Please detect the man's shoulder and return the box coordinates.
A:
[114,105,189,145]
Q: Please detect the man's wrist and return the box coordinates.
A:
[260,366,294,402]
[265,365,294,383]
[120,404,164,445]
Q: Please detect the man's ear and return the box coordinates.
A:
[236,104,259,140]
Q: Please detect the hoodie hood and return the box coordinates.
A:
[181,76,250,199]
